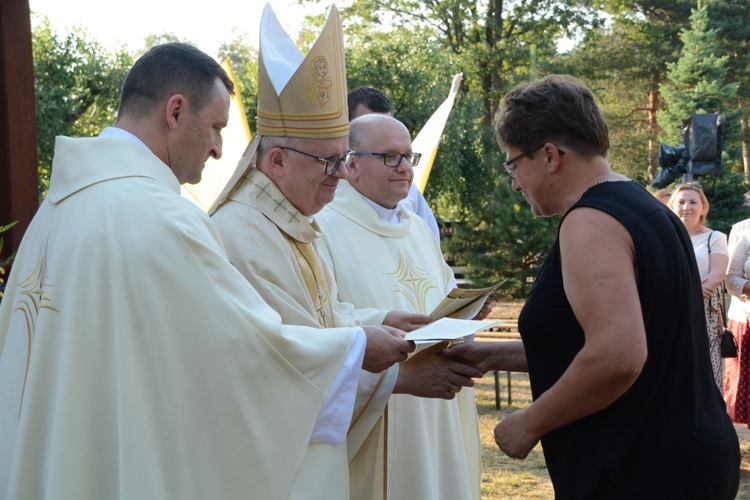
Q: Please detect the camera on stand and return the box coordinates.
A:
[652,113,725,189]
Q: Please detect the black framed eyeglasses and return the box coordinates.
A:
[279,146,354,175]
[502,144,565,179]
[353,152,422,168]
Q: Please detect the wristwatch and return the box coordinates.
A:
[741,294,749,302]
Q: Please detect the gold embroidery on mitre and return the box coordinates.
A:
[306,56,332,108]
[387,249,438,314]
[14,242,59,415]
[256,5,348,138]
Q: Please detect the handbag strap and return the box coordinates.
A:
[705,231,728,326]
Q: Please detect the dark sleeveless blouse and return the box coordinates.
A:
[518,181,739,499]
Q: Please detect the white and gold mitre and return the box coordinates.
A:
[257,3,348,138]
[207,3,348,215]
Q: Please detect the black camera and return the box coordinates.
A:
[652,113,724,189]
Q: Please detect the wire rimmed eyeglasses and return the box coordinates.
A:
[502,145,565,179]
[353,152,422,168]
[279,146,354,175]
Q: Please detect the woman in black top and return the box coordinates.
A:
[445,75,739,499]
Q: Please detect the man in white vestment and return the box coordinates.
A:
[347,86,442,244]
[316,114,483,500]
[209,7,481,499]
[0,42,413,500]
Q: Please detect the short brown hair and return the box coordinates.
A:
[495,74,609,159]
[118,43,234,120]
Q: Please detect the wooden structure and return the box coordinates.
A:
[476,311,521,409]
[0,0,38,254]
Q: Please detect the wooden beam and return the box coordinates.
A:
[0,0,38,255]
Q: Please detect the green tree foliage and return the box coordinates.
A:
[444,170,560,298]
[706,0,750,181]
[344,25,492,215]
[337,4,593,290]
[137,33,194,58]
[32,17,132,199]
[657,5,739,144]
[578,0,695,180]
[219,35,259,133]
[338,0,601,126]
[701,173,750,236]
[30,2,750,292]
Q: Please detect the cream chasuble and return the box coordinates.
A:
[211,167,398,488]
[0,136,360,500]
[317,180,481,500]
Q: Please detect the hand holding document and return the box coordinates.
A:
[430,279,506,320]
[405,317,503,344]
[404,279,507,344]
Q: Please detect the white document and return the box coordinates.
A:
[405,317,504,344]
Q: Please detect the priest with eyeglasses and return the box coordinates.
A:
[209,4,480,499]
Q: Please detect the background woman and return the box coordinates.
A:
[444,74,739,499]
[653,188,673,205]
[724,218,750,423]
[668,183,728,388]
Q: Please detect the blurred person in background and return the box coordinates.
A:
[723,217,750,423]
[668,182,728,388]
[653,188,673,205]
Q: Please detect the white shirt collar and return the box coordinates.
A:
[360,194,403,225]
[99,127,149,150]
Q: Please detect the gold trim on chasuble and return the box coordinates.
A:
[234,169,333,327]
[386,249,438,314]
[14,243,59,415]
[290,238,334,328]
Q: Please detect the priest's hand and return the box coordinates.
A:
[383,310,432,332]
[393,341,483,399]
[472,300,494,321]
[361,325,415,373]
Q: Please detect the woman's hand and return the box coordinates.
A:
[493,409,541,459]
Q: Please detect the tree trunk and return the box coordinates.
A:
[742,113,750,185]
[647,89,660,181]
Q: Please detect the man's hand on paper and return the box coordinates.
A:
[383,310,432,332]
[472,300,494,321]
[361,325,415,373]
[393,341,484,399]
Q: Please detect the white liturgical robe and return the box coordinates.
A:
[316,180,481,500]
[211,167,398,477]
[0,135,361,499]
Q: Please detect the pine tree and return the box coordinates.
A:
[657,5,739,144]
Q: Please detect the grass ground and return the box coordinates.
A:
[475,370,750,499]
[477,301,750,499]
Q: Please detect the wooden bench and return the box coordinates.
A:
[475,318,520,409]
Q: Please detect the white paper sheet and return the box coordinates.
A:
[405,317,503,344]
